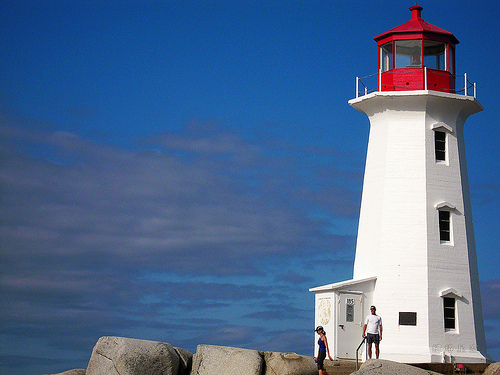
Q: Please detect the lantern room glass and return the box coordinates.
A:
[423,40,446,70]
[395,40,422,68]
[380,42,393,72]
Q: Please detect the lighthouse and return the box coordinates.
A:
[310,4,491,363]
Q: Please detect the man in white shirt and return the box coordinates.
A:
[362,305,383,359]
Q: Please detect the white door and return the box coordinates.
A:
[336,293,363,359]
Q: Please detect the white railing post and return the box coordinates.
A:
[378,69,382,92]
[356,77,359,98]
[474,82,477,98]
[424,67,427,90]
[464,73,468,96]
[356,337,366,371]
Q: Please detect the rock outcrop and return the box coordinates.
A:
[262,351,317,375]
[54,336,498,375]
[190,345,317,375]
[85,336,191,375]
[484,362,500,375]
[191,344,263,375]
[173,346,193,374]
[51,370,86,375]
[351,359,442,375]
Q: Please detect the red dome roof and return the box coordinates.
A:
[374,4,459,45]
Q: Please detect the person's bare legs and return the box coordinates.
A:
[367,343,372,359]
[375,343,380,359]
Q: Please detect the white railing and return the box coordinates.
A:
[355,69,477,99]
[463,73,477,97]
[355,337,366,370]
[355,72,379,98]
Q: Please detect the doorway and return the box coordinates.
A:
[336,292,363,359]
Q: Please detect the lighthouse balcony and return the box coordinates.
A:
[355,69,477,99]
[381,68,454,92]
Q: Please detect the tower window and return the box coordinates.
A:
[444,297,456,330]
[439,210,451,242]
[435,131,446,161]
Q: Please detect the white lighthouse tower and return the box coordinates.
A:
[310,4,490,363]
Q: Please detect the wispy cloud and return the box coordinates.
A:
[1,119,353,273]
[0,115,359,372]
[471,182,500,206]
[481,279,500,320]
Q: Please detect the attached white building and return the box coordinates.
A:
[310,4,490,363]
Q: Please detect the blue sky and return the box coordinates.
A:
[1,1,499,374]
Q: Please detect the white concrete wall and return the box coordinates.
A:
[313,291,335,357]
[424,95,488,361]
[347,91,488,363]
[351,93,431,361]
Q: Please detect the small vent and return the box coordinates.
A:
[399,312,417,326]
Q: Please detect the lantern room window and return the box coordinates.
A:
[380,42,393,72]
[423,41,446,70]
[395,40,422,68]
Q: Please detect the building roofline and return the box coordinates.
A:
[309,276,377,292]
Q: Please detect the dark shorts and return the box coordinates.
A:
[367,333,380,345]
[317,350,326,370]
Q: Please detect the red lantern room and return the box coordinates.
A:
[375,4,458,92]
